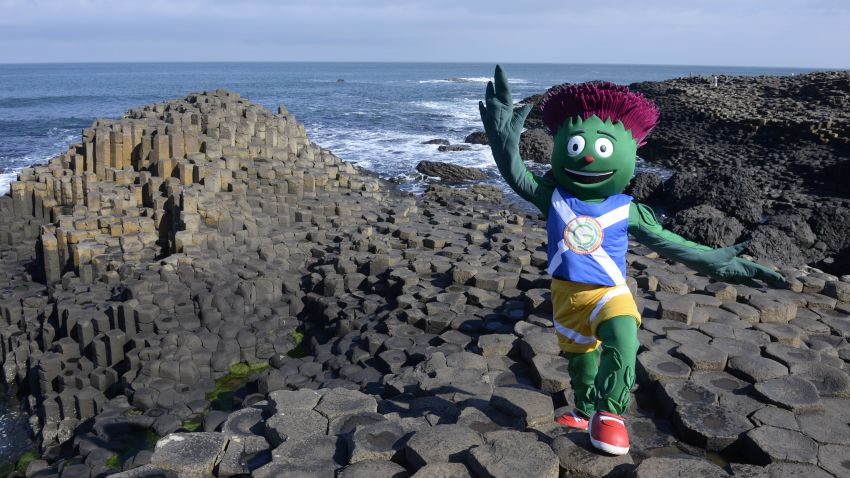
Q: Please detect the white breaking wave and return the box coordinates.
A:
[418,77,529,84]
[0,172,16,196]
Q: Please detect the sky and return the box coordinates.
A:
[0,0,848,68]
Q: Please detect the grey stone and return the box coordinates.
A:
[410,463,471,478]
[337,460,410,478]
[658,296,696,324]
[149,432,228,478]
[467,430,559,478]
[629,457,727,478]
[348,420,408,464]
[763,343,821,368]
[477,334,516,358]
[765,463,833,478]
[405,424,484,471]
[489,385,554,428]
[754,376,824,413]
[727,355,788,383]
[750,406,799,431]
[796,410,850,445]
[265,408,328,446]
[267,434,348,470]
[531,354,571,393]
[268,388,323,412]
[789,362,850,398]
[637,351,692,383]
[314,388,377,420]
[655,380,717,418]
[745,426,818,465]
[674,343,728,371]
[816,444,850,477]
[671,402,753,451]
[550,431,634,477]
[220,407,269,453]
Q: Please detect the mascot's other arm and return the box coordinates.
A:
[480,65,554,216]
[628,202,785,286]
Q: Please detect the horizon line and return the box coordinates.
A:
[0,60,842,71]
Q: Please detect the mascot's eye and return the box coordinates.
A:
[595,138,614,158]
[566,135,585,157]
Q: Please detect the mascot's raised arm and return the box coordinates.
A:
[479,65,784,456]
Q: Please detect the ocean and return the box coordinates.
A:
[0,61,822,465]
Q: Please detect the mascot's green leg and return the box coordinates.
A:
[594,316,639,415]
[564,348,600,418]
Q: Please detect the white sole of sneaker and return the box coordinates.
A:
[589,436,630,456]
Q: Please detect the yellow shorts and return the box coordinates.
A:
[551,278,641,353]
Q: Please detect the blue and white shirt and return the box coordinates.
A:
[546,187,632,286]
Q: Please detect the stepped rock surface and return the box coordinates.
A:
[1,89,849,478]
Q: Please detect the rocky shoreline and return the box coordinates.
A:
[1,88,849,478]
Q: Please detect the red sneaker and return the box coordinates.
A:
[555,409,590,431]
[589,411,630,455]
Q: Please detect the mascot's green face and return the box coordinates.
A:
[551,115,637,201]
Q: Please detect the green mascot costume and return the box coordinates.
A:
[479,66,784,455]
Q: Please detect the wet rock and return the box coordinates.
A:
[314,388,378,421]
[655,380,717,418]
[464,132,488,145]
[265,407,328,446]
[816,444,850,477]
[405,424,484,471]
[551,431,635,477]
[727,355,788,383]
[637,351,692,383]
[668,205,744,249]
[744,426,818,465]
[789,362,850,398]
[755,376,823,413]
[625,172,664,204]
[337,460,410,478]
[531,354,571,393]
[489,385,554,428]
[628,456,728,477]
[149,432,228,478]
[671,402,753,451]
[348,420,408,464]
[515,127,552,165]
[467,430,559,478]
[416,161,486,182]
[410,463,471,478]
[437,144,472,152]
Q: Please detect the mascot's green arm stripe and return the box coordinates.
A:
[629,202,785,285]
[494,149,553,216]
[628,202,718,270]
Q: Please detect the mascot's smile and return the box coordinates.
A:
[564,168,615,184]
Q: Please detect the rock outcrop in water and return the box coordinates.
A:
[1,89,850,478]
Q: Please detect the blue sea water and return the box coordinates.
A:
[0,62,823,465]
[0,62,820,196]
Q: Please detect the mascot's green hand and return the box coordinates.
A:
[478,65,533,164]
[693,242,787,286]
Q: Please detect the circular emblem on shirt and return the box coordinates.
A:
[563,216,604,254]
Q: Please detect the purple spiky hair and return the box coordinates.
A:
[539,82,659,146]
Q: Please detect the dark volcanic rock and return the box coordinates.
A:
[626,172,664,203]
[746,225,806,268]
[464,131,489,145]
[416,161,487,182]
[665,169,764,225]
[519,128,553,164]
[422,139,450,145]
[437,144,472,152]
[668,205,744,248]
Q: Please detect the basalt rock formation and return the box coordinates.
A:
[1,90,849,478]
